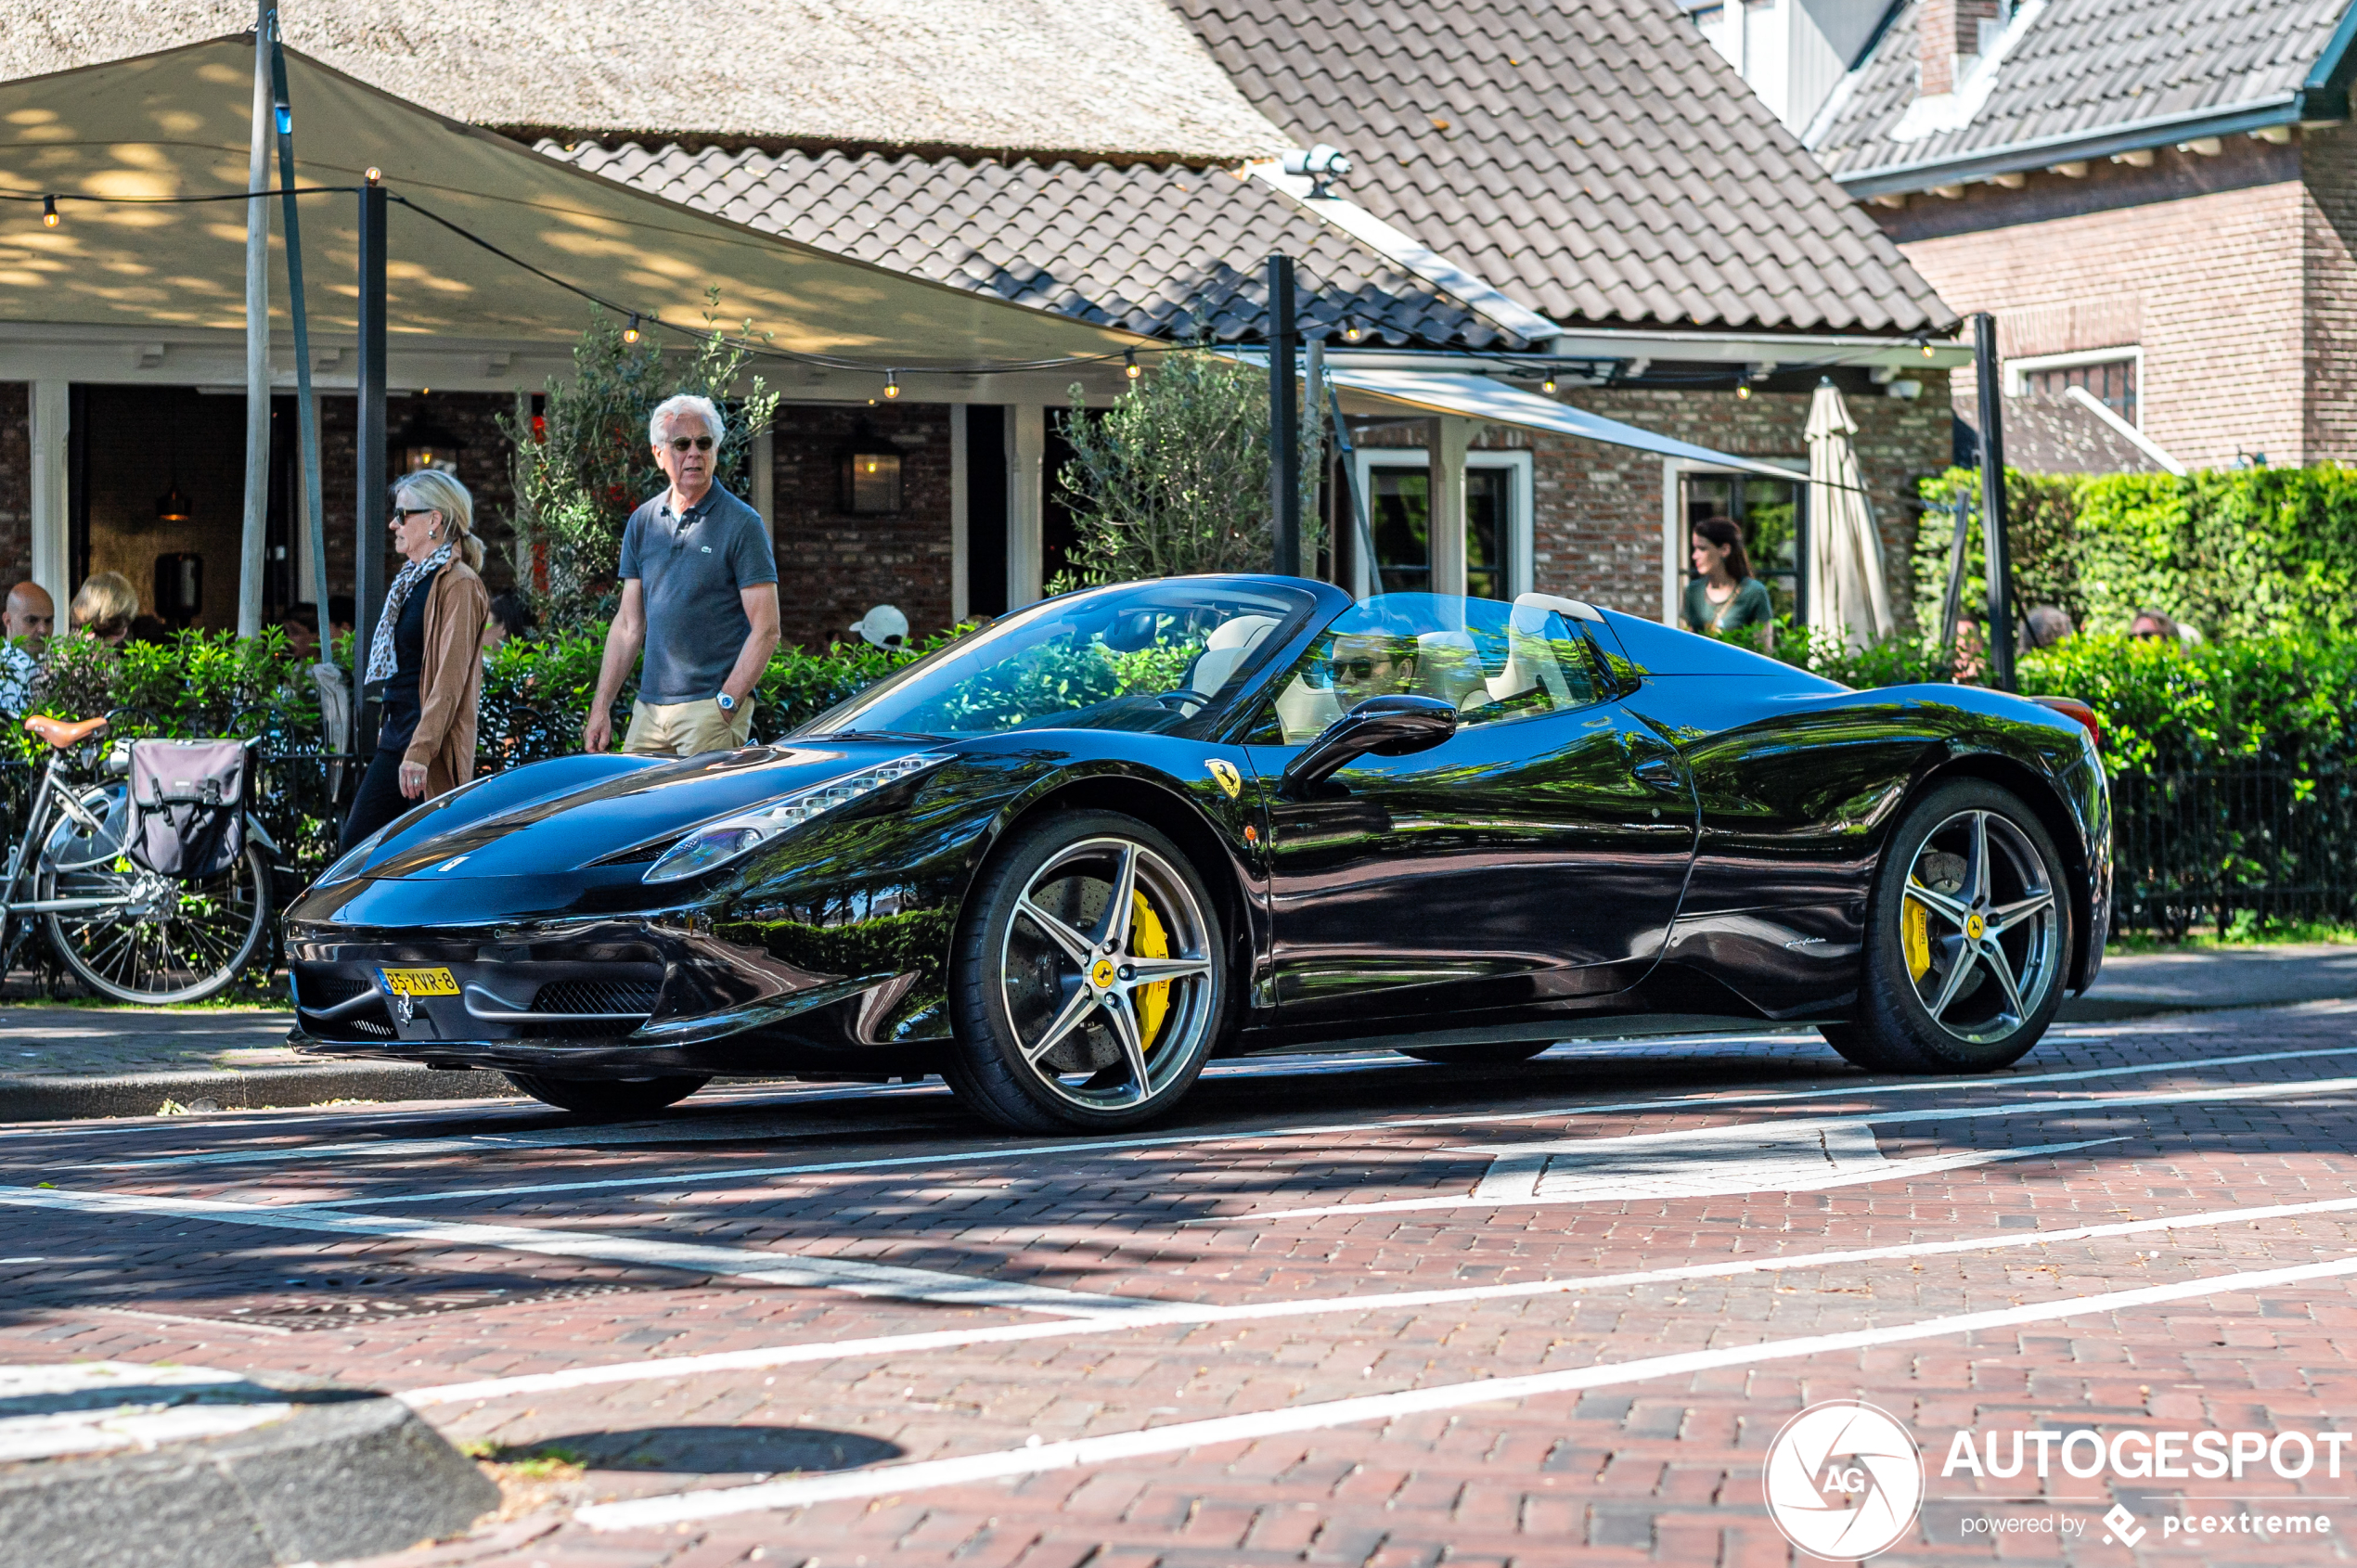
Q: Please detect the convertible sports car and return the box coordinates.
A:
[288,574,2109,1132]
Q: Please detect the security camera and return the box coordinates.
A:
[1282,144,1353,196]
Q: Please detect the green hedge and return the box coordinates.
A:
[1912,463,2357,641]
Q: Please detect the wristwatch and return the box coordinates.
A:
[715,692,738,713]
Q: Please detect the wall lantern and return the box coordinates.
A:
[839,426,904,515]
[393,405,464,475]
[153,480,192,523]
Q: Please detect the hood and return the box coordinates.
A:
[365,739,941,882]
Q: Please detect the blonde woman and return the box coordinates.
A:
[70,571,139,648]
[340,469,490,850]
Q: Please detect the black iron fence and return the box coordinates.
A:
[2109,761,2357,936]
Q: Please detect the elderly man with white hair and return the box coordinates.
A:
[584,393,781,757]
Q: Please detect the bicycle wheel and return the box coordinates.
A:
[42,837,272,1005]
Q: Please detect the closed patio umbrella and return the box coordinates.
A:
[1806,380,1895,649]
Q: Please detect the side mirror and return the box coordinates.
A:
[1282,694,1458,794]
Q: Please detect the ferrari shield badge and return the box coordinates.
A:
[1204,759,1243,798]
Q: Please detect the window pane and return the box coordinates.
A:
[2024,358,2138,424]
[1465,469,1508,602]
[1259,593,1601,743]
[1370,469,1431,594]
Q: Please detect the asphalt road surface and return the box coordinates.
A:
[6,1004,2357,1566]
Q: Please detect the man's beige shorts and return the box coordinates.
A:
[623,696,756,758]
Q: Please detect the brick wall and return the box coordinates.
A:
[1550,383,1949,623]
[1880,140,2316,469]
[2303,123,2357,461]
[0,385,25,591]
[319,391,521,605]
[768,403,953,652]
[1348,382,1949,623]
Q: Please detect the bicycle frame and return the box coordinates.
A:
[0,749,157,971]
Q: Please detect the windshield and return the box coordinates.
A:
[801,578,1324,739]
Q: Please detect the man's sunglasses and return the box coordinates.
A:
[667,435,715,453]
[1329,657,1390,679]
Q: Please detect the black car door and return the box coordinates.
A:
[1240,598,1697,1025]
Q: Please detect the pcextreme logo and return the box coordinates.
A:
[1762,1400,1926,1560]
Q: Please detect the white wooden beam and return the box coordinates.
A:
[1007,404,1044,609]
[28,379,69,610]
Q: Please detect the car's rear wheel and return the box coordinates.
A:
[1842,780,2071,1074]
[505,1073,709,1117]
[1396,1041,1553,1065]
[946,811,1227,1133]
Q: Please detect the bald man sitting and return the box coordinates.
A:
[0,582,53,712]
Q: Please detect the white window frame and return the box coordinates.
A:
[2003,347,2144,424]
[1349,447,1534,602]
[1659,456,1808,627]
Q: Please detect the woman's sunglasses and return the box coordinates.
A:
[667,435,715,453]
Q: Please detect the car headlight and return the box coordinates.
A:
[642,752,952,884]
[316,822,391,888]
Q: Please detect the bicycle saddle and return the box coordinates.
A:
[24,714,108,750]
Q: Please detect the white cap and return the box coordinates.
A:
[850,604,909,648]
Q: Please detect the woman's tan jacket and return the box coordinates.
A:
[402,559,490,798]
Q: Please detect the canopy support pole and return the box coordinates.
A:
[1267,253,1300,577]
[1973,312,2015,689]
[354,174,388,757]
[238,0,272,638]
[265,15,329,655]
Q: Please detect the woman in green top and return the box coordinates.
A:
[1682,516,1773,648]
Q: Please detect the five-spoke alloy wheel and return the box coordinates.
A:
[1828,779,2073,1074]
[948,810,1227,1132]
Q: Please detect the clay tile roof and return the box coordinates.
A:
[550,142,1511,347]
[1168,0,1955,334]
[1808,0,2352,186]
[0,0,1292,162]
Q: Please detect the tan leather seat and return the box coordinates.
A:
[24,714,108,750]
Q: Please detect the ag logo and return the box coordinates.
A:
[1204,759,1243,798]
[1762,1400,1923,1560]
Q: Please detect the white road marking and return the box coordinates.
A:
[400,1187,2357,1409]
[1198,1076,2357,1221]
[1458,1134,2116,1207]
[0,1185,1145,1318]
[198,1047,2357,1215]
[575,1248,2357,1529]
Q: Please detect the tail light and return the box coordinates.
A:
[2030,695,2101,749]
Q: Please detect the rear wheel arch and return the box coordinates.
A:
[1891,751,2096,994]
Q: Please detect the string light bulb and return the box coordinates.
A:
[1921,341,1936,358]
[882,371,901,399]
[40,196,57,228]
[364,166,382,186]
[1540,374,1557,394]
[1124,350,1141,380]
[1341,321,1364,343]
[1736,383,1753,400]
[622,314,640,344]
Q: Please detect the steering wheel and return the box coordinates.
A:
[1153,689,1208,712]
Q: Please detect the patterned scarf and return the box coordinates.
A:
[365,543,454,688]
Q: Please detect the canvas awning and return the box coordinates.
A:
[0,38,1144,366]
[1323,366,1805,481]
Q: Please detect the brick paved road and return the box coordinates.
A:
[6,1008,2357,1565]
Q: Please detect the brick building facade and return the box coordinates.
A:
[1801,0,2357,474]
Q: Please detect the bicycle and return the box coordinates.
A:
[0,713,275,1005]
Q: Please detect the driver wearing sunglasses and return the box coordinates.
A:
[1326,633,1420,702]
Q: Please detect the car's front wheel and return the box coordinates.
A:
[1835,779,2072,1073]
[505,1073,709,1117]
[946,810,1228,1133]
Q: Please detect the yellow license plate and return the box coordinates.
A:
[379,966,459,998]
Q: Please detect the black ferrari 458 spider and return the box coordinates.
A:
[287,574,2109,1131]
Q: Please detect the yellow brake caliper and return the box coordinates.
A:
[1902,885,1932,981]
[1130,892,1171,1047]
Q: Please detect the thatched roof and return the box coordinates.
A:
[0,1,1291,162]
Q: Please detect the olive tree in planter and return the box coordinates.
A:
[501,301,780,630]
[1052,348,1326,587]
